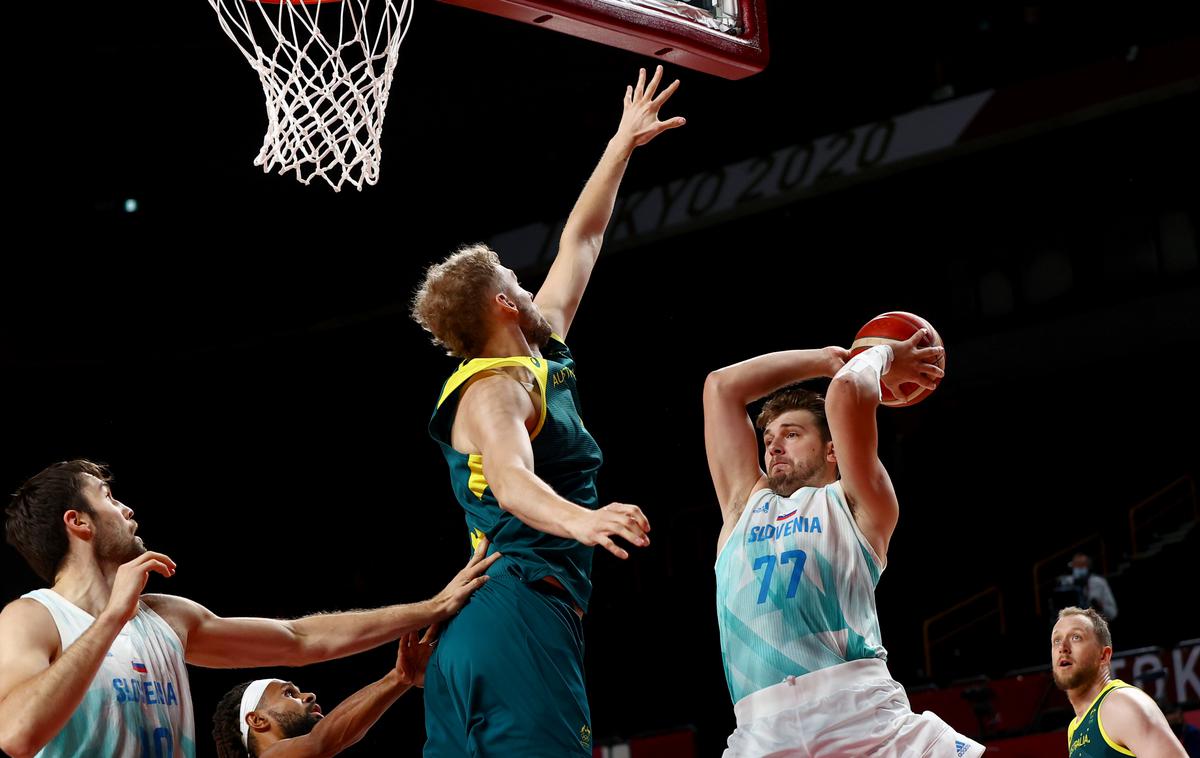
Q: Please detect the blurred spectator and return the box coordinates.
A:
[1054,553,1118,620]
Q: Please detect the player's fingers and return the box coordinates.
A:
[915,376,939,391]
[908,328,931,347]
[656,117,687,134]
[463,551,502,579]
[618,504,651,533]
[138,551,176,571]
[607,519,648,547]
[146,560,173,579]
[468,536,490,562]
[599,536,629,560]
[644,64,664,101]
[420,623,441,645]
[915,344,943,361]
[634,67,647,100]
[921,362,945,379]
[651,77,680,108]
[624,85,633,104]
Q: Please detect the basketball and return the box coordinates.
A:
[849,312,945,407]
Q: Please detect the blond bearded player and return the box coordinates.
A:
[1051,606,1185,757]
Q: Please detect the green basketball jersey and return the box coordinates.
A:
[429,335,603,611]
[1067,679,1136,757]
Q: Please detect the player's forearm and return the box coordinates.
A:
[289,602,441,666]
[490,465,590,539]
[297,671,409,756]
[0,612,124,758]
[560,136,636,252]
[708,349,841,406]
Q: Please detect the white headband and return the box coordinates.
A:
[239,679,283,748]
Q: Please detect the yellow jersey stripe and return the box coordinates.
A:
[467,454,488,500]
[436,357,549,440]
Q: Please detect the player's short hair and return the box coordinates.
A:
[6,460,110,583]
[1056,606,1113,648]
[213,681,254,758]
[756,386,831,443]
[411,243,504,358]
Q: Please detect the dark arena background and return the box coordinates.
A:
[4,2,1199,755]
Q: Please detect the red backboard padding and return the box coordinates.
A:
[438,0,768,79]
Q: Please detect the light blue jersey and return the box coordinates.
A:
[24,589,196,758]
[714,482,887,705]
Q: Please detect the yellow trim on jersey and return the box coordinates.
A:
[436,356,549,441]
[1067,680,1134,755]
[467,454,488,500]
[1097,690,1137,756]
[470,528,486,549]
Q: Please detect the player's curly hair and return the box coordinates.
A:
[411,243,504,358]
[756,385,831,443]
[6,460,110,583]
[213,681,254,758]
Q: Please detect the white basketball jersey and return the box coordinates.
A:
[23,589,196,758]
[715,482,887,705]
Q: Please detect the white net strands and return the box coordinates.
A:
[208,0,414,191]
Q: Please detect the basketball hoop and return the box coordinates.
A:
[208,0,414,191]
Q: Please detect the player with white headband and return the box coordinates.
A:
[213,629,434,757]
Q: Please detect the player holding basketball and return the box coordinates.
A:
[703,330,985,756]
[0,460,497,758]
[212,630,435,758]
[409,66,682,757]
[1051,606,1186,756]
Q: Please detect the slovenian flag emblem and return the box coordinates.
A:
[776,509,798,521]
[132,661,148,674]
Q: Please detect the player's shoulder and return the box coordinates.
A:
[1,594,48,616]
[460,368,537,409]
[0,596,57,644]
[1100,682,1160,724]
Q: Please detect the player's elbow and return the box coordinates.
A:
[704,369,738,406]
[0,724,38,758]
[827,372,873,409]
[560,221,605,254]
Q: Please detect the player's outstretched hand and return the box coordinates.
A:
[617,65,686,149]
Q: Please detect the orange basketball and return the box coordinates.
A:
[849,311,945,407]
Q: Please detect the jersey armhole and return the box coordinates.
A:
[715,488,773,568]
[828,482,887,572]
[138,596,188,655]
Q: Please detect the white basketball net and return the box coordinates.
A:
[208,0,414,191]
